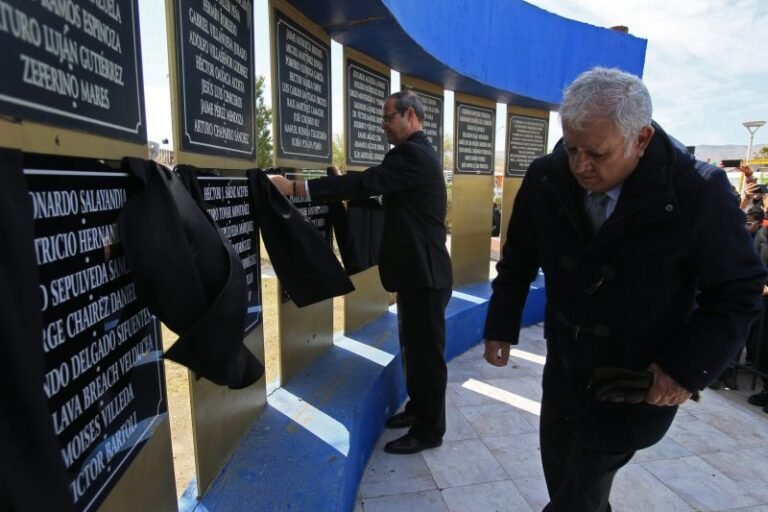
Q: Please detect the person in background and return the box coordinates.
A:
[482,67,765,511]
[738,165,764,212]
[492,202,501,237]
[269,91,453,454]
[747,208,768,413]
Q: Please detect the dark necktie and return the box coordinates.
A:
[586,192,610,232]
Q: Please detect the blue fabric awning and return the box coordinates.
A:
[286,0,647,110]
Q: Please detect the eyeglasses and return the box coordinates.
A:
[746,221,760,226]
[381,110,403,125]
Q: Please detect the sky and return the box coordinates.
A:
[528,0,768,149]
[138,0,768,153]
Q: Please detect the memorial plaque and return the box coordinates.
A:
[0,0,146,143]
[455,103,495,175]
[347,60,389,166]
[198,175,262,331]
[26,161,165,512]
[175,0,255,158]
[403,86,443,167]
[274,10,331,163]
[505,115,548,177]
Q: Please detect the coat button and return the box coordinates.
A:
[665,204,674,212]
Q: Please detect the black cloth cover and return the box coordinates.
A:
[0,148,75,511]
[117,158,263,389]
[247,169,354,306]
[328,196,384,275]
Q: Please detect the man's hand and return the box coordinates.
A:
[484,340,511,367]
[644,363,692,406]
[744,180,763,198]
[269,175,294,196]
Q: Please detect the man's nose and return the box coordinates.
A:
[570,152,593,174]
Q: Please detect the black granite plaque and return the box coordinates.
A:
[346,60,389,166]
[175,0,254,158]
[0,0,146,143]
[274,10,331,163]
[198,175,261,331]
[455,103,495,175]
[505,115,548,177]
[403,86,443,168]
[25,162,165,512]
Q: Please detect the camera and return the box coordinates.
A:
[757,184,768,194]
[721,159,742,168]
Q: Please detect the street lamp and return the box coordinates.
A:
[743,120,766,163]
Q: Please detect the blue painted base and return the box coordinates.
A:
[180,278,545,511]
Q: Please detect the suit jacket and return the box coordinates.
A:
[308,131,452,292]
[484,123,765,451]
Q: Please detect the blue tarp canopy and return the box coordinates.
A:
[287,0,647,110]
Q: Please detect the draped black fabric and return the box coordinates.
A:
[247,169,354,306]
[175,165,207,203]
[328,197,384,275]
[0,148,74,512]
[117,158,263,389]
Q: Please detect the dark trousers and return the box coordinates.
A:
[540,397,635,512]
[744,299,765,365]
[396,286,451,442]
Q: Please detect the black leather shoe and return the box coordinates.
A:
[748,390,768,407]
[385,412,414,429]
[384,433,442,454]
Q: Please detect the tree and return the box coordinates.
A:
[760,146,768,158]
[332,133,346,172]
[254,75,272,167]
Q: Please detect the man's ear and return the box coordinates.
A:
[636,125,655,155]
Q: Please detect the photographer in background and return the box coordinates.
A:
[730,162,767,211]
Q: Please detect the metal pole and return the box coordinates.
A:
[743,121,766,165]
[747,131,755,163]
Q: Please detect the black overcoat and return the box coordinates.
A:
[484,124,766,450]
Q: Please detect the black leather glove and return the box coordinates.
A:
[591,367,654,404]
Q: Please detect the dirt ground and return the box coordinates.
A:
[161,272,345,498]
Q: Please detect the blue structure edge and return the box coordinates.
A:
[180,276,545,511]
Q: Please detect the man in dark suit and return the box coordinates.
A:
[483,67,765,511]
[270,91,453,454]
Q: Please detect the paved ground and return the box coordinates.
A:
[355,324,768,512]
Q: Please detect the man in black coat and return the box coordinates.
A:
[483,67,766,511]
[270,91,453,454]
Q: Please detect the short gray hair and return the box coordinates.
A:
[388,90,425,122]
[559,67,652,156]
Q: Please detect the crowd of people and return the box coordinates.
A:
[709,172,768,412]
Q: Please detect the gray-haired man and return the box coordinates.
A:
[483,67,765,510]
